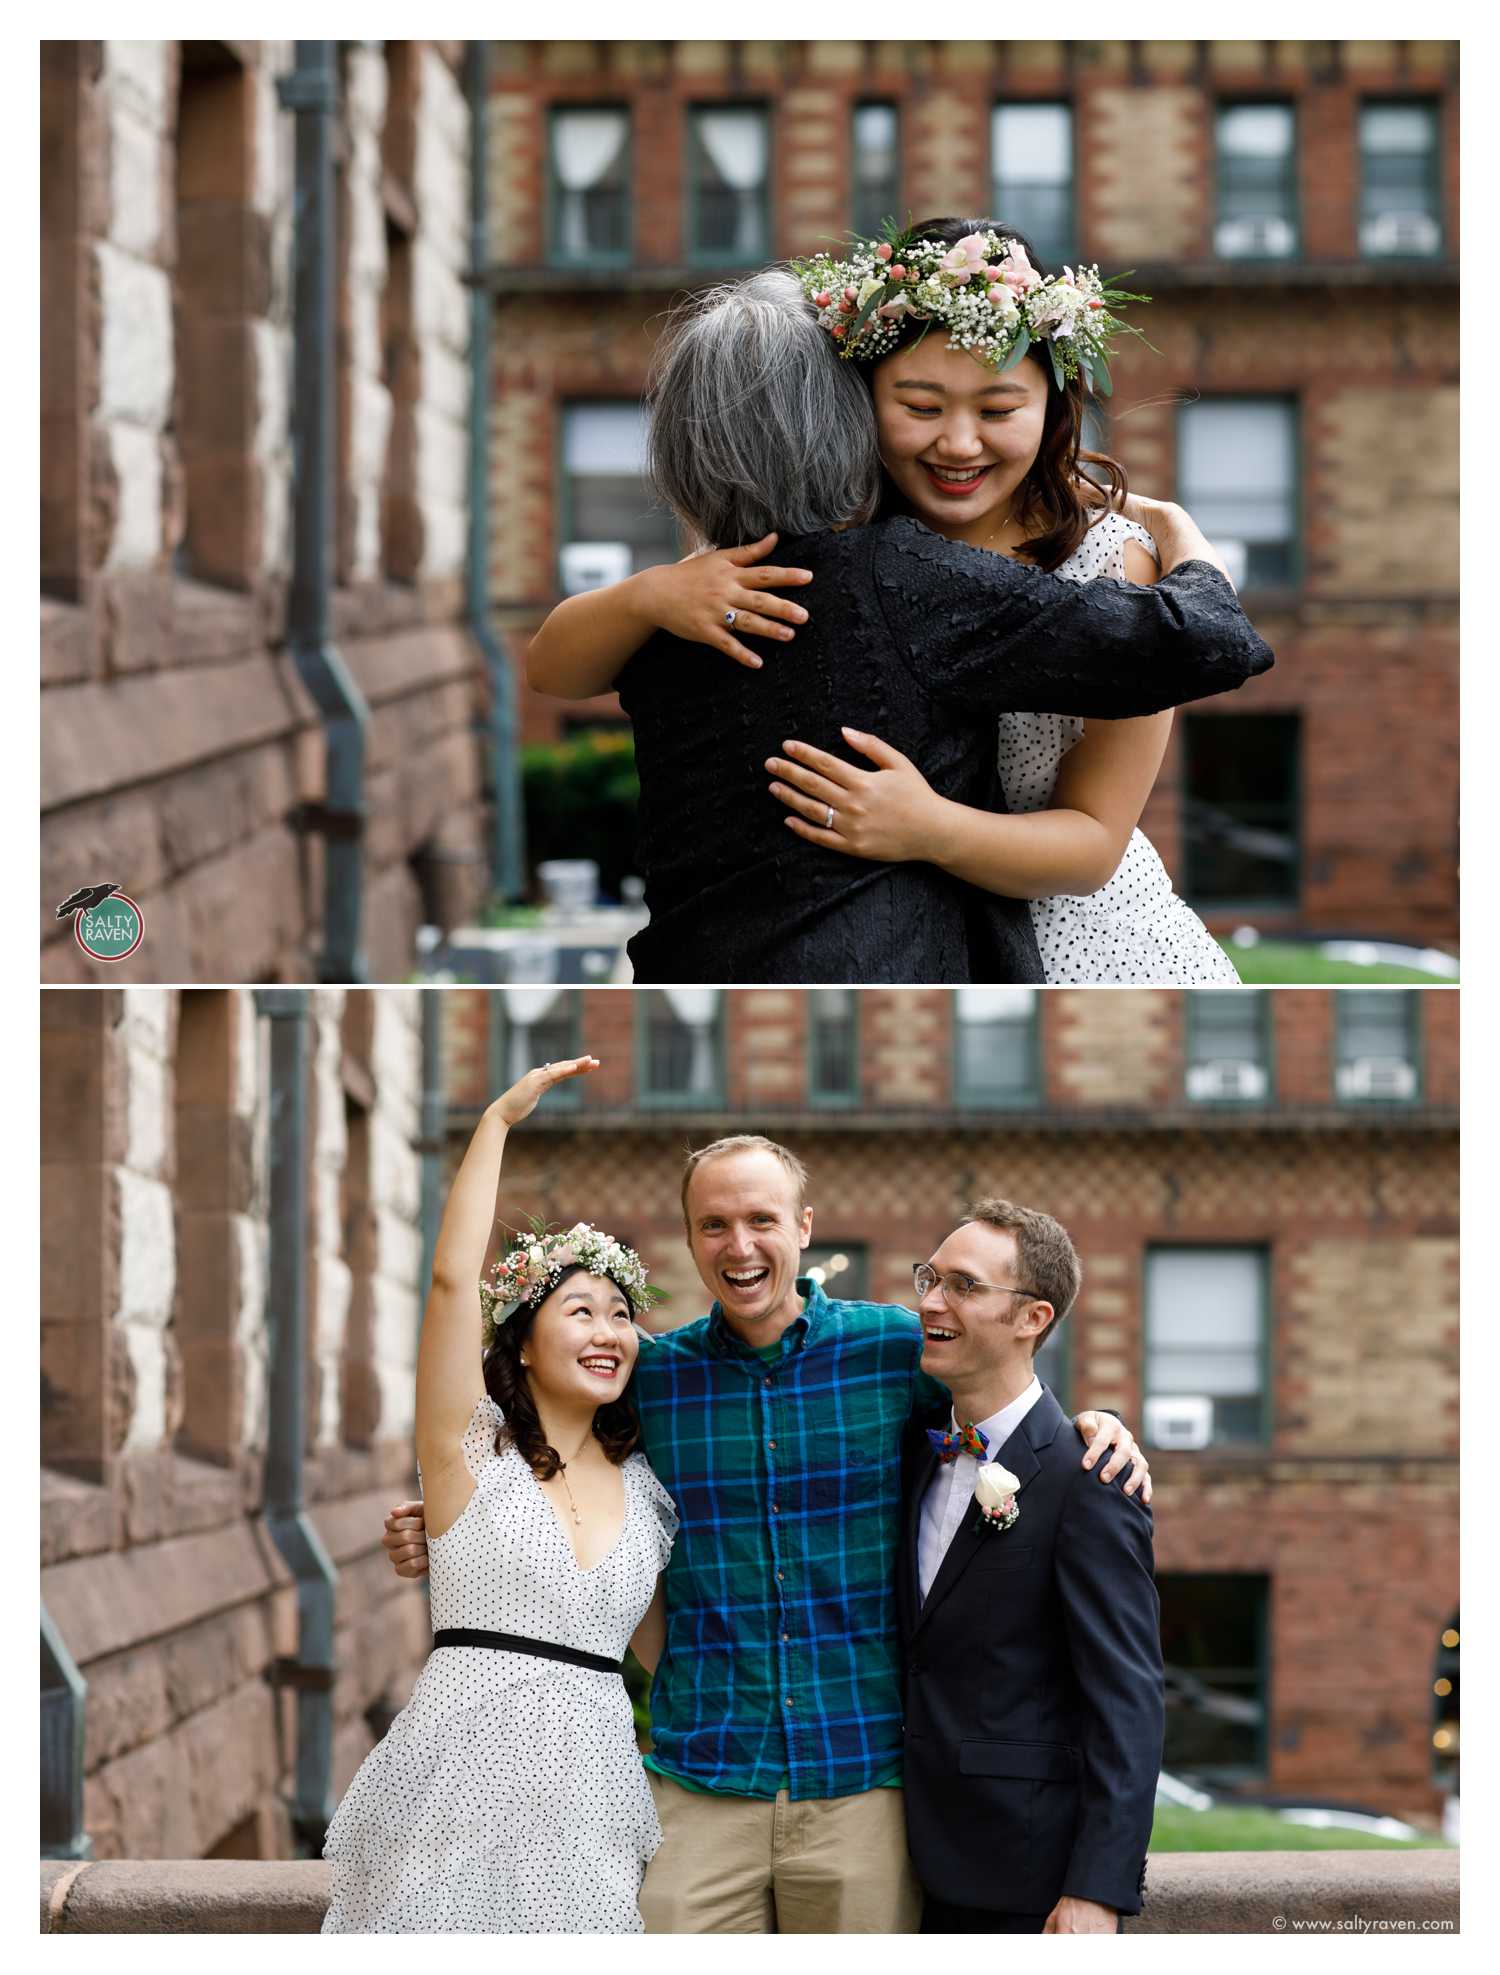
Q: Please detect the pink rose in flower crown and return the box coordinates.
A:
[939,232,989,279]
[996,241,1042,294]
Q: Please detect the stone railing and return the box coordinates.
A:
[41,1851,1459,1934]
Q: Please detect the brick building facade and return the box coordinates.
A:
[444,984,1459,1823]
[41,42,489,983]
[485,38,1458,949]
[41,990,433,1859]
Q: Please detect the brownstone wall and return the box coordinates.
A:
[441,984,1457,1818]
[42,990,431,1859]
[487,38,1458,948]
[40,41,488,984]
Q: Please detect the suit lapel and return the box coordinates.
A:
[904,1442,939,1624]
[912,1386,1066,1638]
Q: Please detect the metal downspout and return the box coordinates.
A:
[41,1605,91,1859]
[466,39,526,900]
[256,989,338,1853]
[279,44,370,981]
[418,990,446,1307]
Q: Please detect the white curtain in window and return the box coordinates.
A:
[993,104,1072,185]
[502,987,568,1086]
[552,110,628,257]
[1179,402,1294,543]
[662,988,720,1096]
[694,109,767,254]
[956,987,1036,1022]
[562,402,649,477]
[1147,1250,1262,1395]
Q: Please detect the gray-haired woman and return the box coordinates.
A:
[527,270,1271,985]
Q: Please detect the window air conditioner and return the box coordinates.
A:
[1360,211,1441,256]
[1215,215,1295,258]
[559,541,633,597]
[1186,1060,1268,1102]
[1145,1396,1214,1451]
[1336,1057,1418,1100]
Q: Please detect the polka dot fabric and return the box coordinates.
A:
[322,1396,678,1933]
[997,510,1240,985]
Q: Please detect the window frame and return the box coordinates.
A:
[1183,990,1274,1109]
[1142,1243,1273,1450]
[1213,98,1300,263]
[1358,97,1444,262]
[989,99,1077,271]
[555,398,680,592]
[850,99,901,240]
[634,990,727,1108]
[1332,990,1422,1107]
[806,990,861,1110]
[684,102,772,269]
[951,990,1043,1112]
[1174,393,1302,595]
[490,991,584,1112]
[545,103,634,270]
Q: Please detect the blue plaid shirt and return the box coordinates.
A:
[632,1277,944,1801]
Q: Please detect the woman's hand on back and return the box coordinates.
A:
[641,534,813,670]
[765,728,949,864]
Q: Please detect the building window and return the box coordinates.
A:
[808,991,859,1105]
[1178,399,1297,591]
[1334,991,1420,1104]
[954,989,1038,1109]
[1215,103,1297,260]
[1360,102,1443,259]
[548,107,631,266]
[1185,991,1271,1105]
[991,103,1073,270]
[1181,713,1300,909]
[493,990,583,1111]
[639,990,724,1104]
[558,402,679,595]
[1144,1247,1268,1448]
[687,106,769,265]
[852,102,900,238]
[1158,1574,1269,1783]
[804,1243,868,1301]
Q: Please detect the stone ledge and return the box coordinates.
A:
[38,1850,1459,1933]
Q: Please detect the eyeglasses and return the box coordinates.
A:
[912,1263,1040,1307]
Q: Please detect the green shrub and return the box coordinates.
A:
[521,730,641,900]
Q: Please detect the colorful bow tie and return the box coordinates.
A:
[927,1421,990,1463]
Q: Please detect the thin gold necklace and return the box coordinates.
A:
[553,1428,595,1526]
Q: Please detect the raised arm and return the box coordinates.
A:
[415,1055,598,1534]
[526,536,814,698]
[875,514,1273,721]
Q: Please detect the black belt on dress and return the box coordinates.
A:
[431,1627,623,1676]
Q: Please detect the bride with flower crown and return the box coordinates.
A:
[528,216,1252,985]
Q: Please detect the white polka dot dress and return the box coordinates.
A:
[997,510,1239,985]
[322,1396,678,1934]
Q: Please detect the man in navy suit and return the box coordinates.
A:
[898,1197,1165,1934]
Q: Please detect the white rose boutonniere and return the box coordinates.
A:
[974,1463,1021,1534]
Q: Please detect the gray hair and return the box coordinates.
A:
[646,269,881,548]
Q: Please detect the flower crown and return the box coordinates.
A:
[479,1216,664,1349]
[791,224,1153,394]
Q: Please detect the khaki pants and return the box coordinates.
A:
[639,1771,922,1933]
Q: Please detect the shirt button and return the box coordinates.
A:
[785,1697,794,1708]
[781,1632,789,1643]
[771,1503,779,1514]
[776,1570,785,1582]
[763,1378,772,1388]
[767,1440,776,1450]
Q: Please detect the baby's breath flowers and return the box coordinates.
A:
[791,223,1153,394]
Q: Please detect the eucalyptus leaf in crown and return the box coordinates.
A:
[790,222,1154,395]
[479,1213,665,1349]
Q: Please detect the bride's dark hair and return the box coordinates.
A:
[869,215,1130,572]
[482,1264,641,1478]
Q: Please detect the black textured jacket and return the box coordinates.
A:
[897,1387,1165,1919]
[618,516,1274,983]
